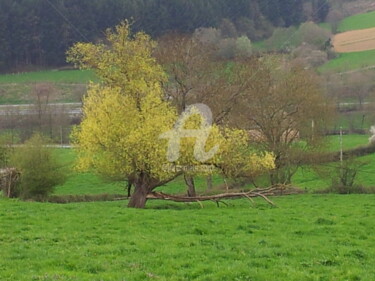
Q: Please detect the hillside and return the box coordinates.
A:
[0,0,314,72]
[338,10,375,32]
[320,10,375,72]
[319,49,375,72]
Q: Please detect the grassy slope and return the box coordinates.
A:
[319,11,375,73]
[318,49,375,73]
[0,69,95,84]
[338,10,375,32]
[1,195,374,281]
[325,134,369,151]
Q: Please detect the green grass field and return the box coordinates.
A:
[1,194,375,281]
[0,66,98,105]
[338,10,375,32]
[0,69,96,84]
[318,11,375,73]
[2,137,375,280]
[0,69,94,104]
[326,134,369,151]
[281,134,372,191]
[318,49,375,73]
[0,83,87,104]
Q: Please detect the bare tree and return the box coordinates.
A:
[30,82,71,142]
[226,56,333,184]
[155,33,256,194]
[155,33,215,113]
[32,82,55,128]
[326,9,344,34]
[155,33,218,196]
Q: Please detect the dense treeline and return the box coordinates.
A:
[0,0,328,71]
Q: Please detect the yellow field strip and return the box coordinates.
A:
[333,27,375,53]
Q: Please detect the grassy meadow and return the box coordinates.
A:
[2,11,375,279]
[318,49,375,73]
[0,69,95,104]
[2,137,375,280]
[338,10,375,32]
[318,10,375,73]
[1,195,375,281]
[0,70,95,84]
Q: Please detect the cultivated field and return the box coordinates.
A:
[333,27,375,53]
[319,10,375,72]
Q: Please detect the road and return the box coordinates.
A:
[0,102,82,116]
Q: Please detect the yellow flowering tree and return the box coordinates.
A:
[68,22,275,208]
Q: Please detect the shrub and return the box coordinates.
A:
[315,157,375,194]
[324,184,368,194]
[235,36,252,58]
[265,26,298,51]
[296,22,331,49]
[0,133,13,168]
[10,133,66,200]
[317,184,375,194]
[46,193,126,203]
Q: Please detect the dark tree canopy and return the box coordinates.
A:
[0,0,325,72]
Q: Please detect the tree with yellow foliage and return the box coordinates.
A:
[67,22,274,208]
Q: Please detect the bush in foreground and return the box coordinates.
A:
[10,133,66,200]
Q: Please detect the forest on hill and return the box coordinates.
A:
[0,0,329,71]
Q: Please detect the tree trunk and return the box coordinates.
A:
[126,181,132,198]
[184,174,196,197]
[206,175,213,191]
[127,173,178,208]
[128,182,149,208]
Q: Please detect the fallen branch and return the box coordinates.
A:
[147,185,302,206]
[0,168,20,198]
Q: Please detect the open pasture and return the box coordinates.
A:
[318,48,375,72]
[1,195,375,281]
[0,70,95,84]
[338,10,375,32]
[2,136,375,280]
